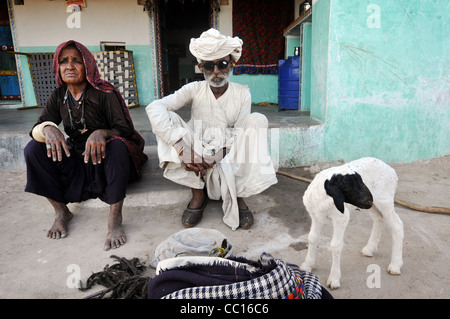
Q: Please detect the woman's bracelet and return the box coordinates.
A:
[31,121,59,143]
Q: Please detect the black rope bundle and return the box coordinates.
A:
[79,255,151,299]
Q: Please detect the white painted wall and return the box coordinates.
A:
[13,0,150,48]
[217,0,233,36]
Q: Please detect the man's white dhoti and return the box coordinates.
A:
[146,81,278,230]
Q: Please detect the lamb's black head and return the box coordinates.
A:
[324,172,373,214]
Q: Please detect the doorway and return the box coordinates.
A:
[157,0,211,96]
[0,0,21,106]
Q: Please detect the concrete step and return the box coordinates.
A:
[0,105,324,171]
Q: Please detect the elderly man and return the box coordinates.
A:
[146,29,277,230]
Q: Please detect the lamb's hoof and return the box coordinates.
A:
[361,247,374,257]
[388,264,402,275]
[327,277,341,290]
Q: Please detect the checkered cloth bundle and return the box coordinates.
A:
[161,252,322,299]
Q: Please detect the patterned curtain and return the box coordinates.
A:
[232,0,294,75]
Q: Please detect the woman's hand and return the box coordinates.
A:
[43,125,71,162]
[83,129,108,164]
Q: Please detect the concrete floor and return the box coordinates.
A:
[0,105,449,299]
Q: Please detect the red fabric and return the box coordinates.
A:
[53,40,148,176]
[232,0,294,75]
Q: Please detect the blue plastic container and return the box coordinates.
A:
[278,56,300,110]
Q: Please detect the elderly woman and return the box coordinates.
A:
[24,40,147,251]
[146,29,277,230]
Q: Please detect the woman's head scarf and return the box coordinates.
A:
[53,40,147,176]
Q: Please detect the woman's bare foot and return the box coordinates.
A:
[104,226,126,251]
[104,200,126,251]
[47,199,73,239]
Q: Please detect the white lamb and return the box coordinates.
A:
[300,157,404,289]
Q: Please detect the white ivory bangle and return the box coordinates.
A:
[31,121,59,143]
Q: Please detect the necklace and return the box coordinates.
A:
[64,88,88,134]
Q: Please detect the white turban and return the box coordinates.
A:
[189,28,243,63]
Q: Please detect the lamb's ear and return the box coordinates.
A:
[325,178,345,214]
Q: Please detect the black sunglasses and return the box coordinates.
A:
[201,60,231,71]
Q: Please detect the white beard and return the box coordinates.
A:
[204,72,230,88]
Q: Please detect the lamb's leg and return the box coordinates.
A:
[327,214,349,290]
[301,216,324,272]
[362,207,384,257]
[384,206,404,275]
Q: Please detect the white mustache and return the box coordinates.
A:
[210,74,224,80]
[205,73,229,87]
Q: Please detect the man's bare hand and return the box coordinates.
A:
[179,146,207,177]
[175,141,225,178]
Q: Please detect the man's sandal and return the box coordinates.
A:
[239,208,254,229]
[182,197,208,228]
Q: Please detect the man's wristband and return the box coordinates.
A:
[173,137,183,146]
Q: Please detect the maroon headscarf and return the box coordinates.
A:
[54,40,147,176]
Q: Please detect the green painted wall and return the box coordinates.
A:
[286,36,301,58]
[126,45,154,105]
[231,73,279,104]
[17,44,155,107]
[270,124,325,168]
[310,0,449,163]
[310,0,331,122]
[300,23,312,111]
